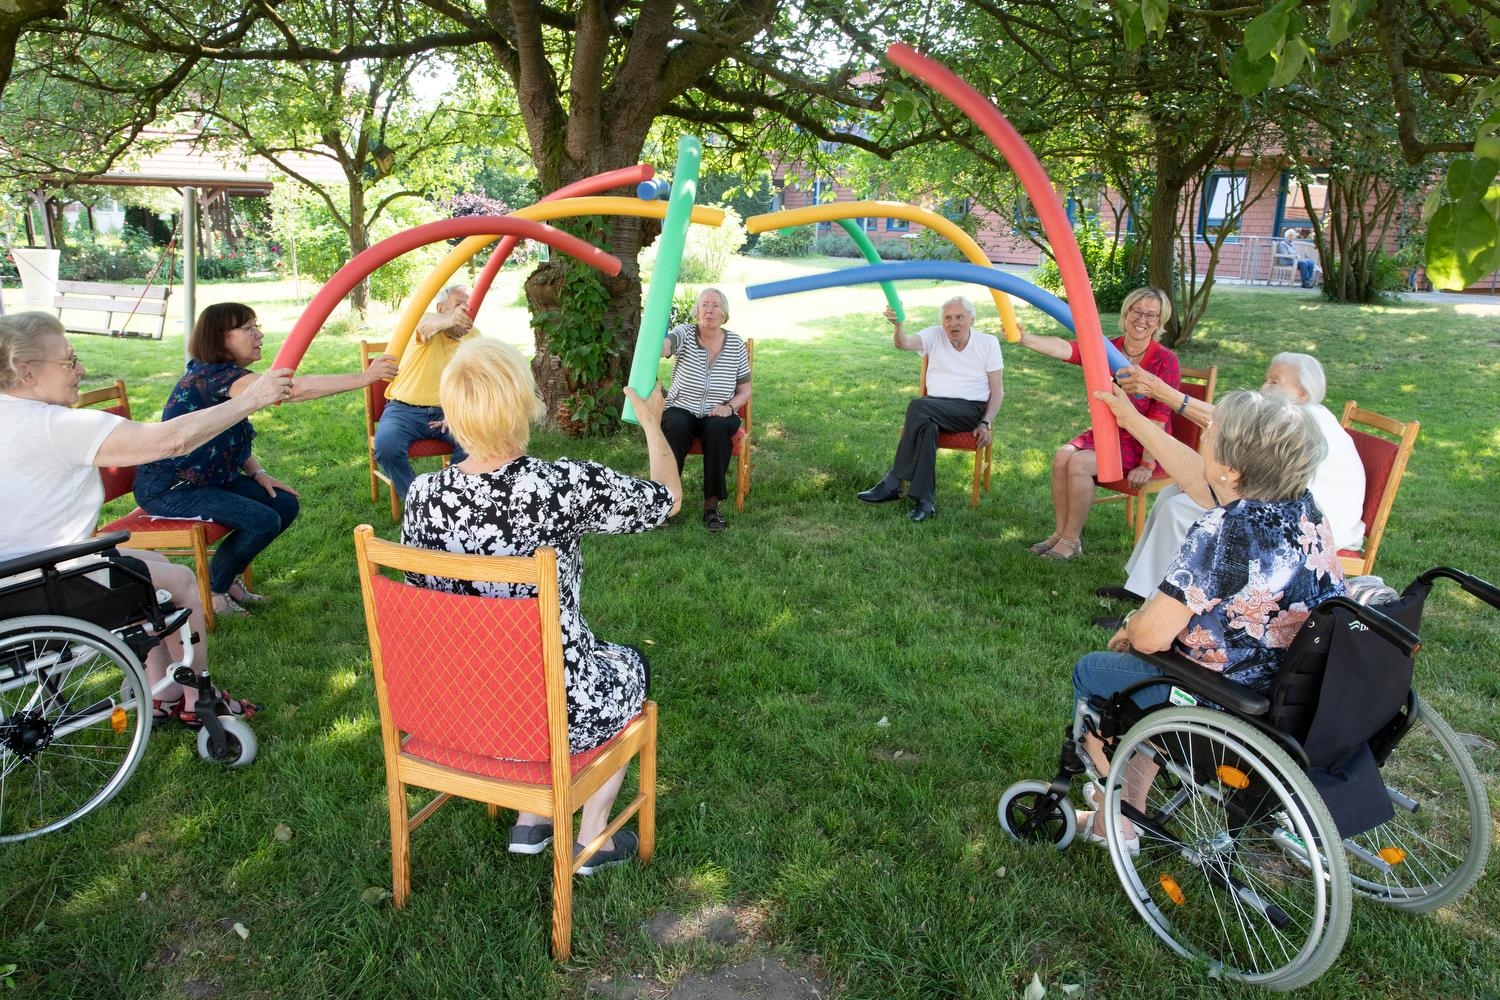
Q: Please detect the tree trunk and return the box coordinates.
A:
[346,185,370,316]
[1148,177,1185,346]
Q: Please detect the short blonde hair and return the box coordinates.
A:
[439,339,544,460]
[1214,389,1326,502]
[696,287,729,324]
[1118,287,1171,338]
[0,311,67,390]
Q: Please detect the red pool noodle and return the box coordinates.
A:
[886,43,1122,480]
[468,164,655,313]
[271,217,620,372]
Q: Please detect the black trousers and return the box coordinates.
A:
[661,406,741,503]
[889,396,984,503]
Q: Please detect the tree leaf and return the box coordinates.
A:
[1245,0,1298,60]
[1118,2,1146,50]
[1329,0,1358,45]
[1425,199,1500,289]
[1448,0,1473,15]
[1476,114,1500,162]
[273,823,293,842]
[1141,0,1169,38]
[1268,36,1308,88]
[1447,157,1500,200]
[1230,45,1277,96]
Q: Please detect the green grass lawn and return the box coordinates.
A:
[2,263,1498,999]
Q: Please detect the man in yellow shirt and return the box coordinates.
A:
[373,284,478,506]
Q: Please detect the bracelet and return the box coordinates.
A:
[1176,393,1190,415]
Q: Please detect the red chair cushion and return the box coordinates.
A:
[401,729,623,783]
[1347,430,1395,529]
[936,430,981,452]
[370,573,553,760]
[101,508,233,542]
[407,439,455,459]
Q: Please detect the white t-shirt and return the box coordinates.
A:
[0,393,122,562]
[916,326,1003,402]
[1308,403,1367,550]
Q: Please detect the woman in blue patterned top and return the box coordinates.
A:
[659,287,751,533]
[135,303,396,618]
[1068,387,1345,851]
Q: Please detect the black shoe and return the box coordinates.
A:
[858,479,905,504]
[1094,585,1143,604]
[1092,615,1125,630]
[507,823,554,855]
[704,508,727,532]
[575,830,639,875]
[909,500,937,523]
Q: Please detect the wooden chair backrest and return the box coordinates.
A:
[353,527,571,769]
[72,379,136,502]
[1339,401,1419,555]
[1171,364,1217,452]
[360,340,391,429]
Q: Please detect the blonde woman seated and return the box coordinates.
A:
[400,339,681,872]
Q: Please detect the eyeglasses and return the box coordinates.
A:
[231,321,262,334]
[36,353,82,370]
[1126,308,1161,322]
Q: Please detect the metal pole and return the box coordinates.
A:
[183,186,198,362]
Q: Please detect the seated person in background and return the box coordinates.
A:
[373,284,478,508]
[1071,387,1346,849]
[1095,352,1364,623]
[1294,234,1320,288]
[659,287,751,533]
[135,303,395,618]
[857,296,1003,523]
[1274,229,1298,272]
[0,310,290,724]
[1014,286,1179,559]
[401,339,681,871]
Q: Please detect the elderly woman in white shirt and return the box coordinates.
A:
[1096,352,1365,616]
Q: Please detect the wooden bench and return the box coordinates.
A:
[54,280,171,339]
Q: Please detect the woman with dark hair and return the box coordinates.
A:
[134,303,396,617]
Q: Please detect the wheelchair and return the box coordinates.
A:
[0,531,258,843]
[998,567,1499,991]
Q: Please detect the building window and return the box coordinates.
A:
[1275,170,1328,235]
[1200,171,1247,239]
[887,217,911,232]
[939,196,971,220]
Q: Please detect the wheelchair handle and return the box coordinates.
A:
[1416,567,1500,611]
[1317,595,1421,656]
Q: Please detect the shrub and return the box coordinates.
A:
[750,226,813,257]
[642,206,747,283]
[908,215,981,261]
[197,252,251,281]
[58,225,177,282]
[1032,218,1149,314]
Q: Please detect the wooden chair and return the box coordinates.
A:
[360,339,454,520]
[1095,364,1218,541]
[679,338,754,510]
[917,354,992,508]
[74,379,247,632]
[352,525,657,961]
[1336,401,1419,577]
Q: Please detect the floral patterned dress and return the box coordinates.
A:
[1158,491,1346,693]
[400,456,674,752]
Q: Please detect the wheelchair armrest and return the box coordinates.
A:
[1417,567,1500,612]
[0,531,132,580]
[1317,596,1421,656]
[1131,647,1271,717]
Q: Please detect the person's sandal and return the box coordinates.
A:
[1028,535,1060,555]
[152,696,184,725]
[211,593,250,618]
[1040,538,1084,561]
[703,508,727,533]
[575,830,639,875]
[177,689,263,730]
[228,577,266,603]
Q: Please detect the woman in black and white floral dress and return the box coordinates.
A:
[401,338,681,873]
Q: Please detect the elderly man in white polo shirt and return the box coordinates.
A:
[857,296,1004,522]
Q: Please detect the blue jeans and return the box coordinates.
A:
[1296,259,1316,287]
[1073,651,1172,710]
[373,400,467,506]
[136,475,300,593]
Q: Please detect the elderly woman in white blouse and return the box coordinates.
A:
[1095,352,1365,617]
[659,287,751,533]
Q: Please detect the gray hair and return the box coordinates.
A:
[0,311,67,391]
[1118,287,1171,338]
[1268,352,1326,404]
[697,287,730,324]
[941,295,976,319]
[1214,389,1327,502]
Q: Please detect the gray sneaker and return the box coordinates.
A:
[574,830,639,875]
[507,823,554,855]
